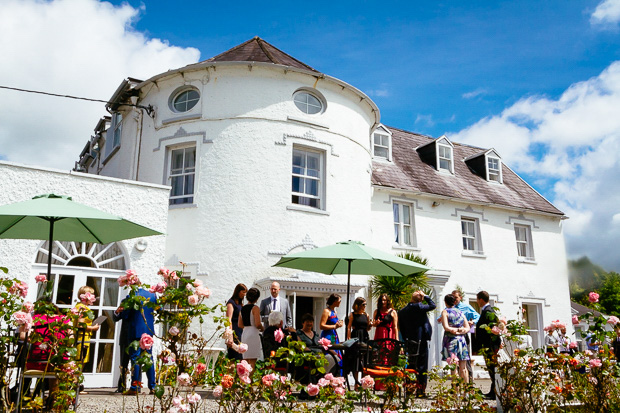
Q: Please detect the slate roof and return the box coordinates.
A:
[372,126,564,216]
[203,36,319,73]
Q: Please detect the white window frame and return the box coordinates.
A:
[291,146,325,210]
[292,89,326,115]
[393,201,416,248]
[167,145,196,206]
[487,155,502,183]
[461,217,484,255]
[436,138,454,174]
[112,113,122,149]
[170,87,200,113]
[373,132,391,160]
[514,224,535,262]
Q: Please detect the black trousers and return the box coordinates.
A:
[413,340,429,388]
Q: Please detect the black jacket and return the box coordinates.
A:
[398,296,436,342]
[475,304,500,353]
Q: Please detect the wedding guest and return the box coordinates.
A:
[544,327,559,353]
[263,311,294,363]
[373,294,398,340]
[475,291,500,400]
[72,285,100,394]
[239,287,264,370]
[399,290,436,397]
[298,313,340,375]
[259,282,294,331]
[225,283,247,360]
[345,297,371,388]
[612,325,620,360]
[440,294,470,382]
[320,294,344,368]
[452,290,479,383]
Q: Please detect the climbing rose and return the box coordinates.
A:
[149,281,167,294]
[334,387,345,396]
[194,363,206,374]
[22,301,34,313]
[589,292,599,303]
[35,274,47,283]
[193,279,203,287]
[186,393,201,404]
[238,343,248,353]
[188,294,200,306]
[572,315,579,325]
[221,375,233,389]
[196,286,210,298]
[236,360,252,378]
[262,373,279,386]
[318,337,331,350]
[361,375,375,390]
[589,359,602,368]
[13,311,33,330]
[274,328,285,343]
[118,269,140,286]
[139,333,154,350]
[80,292,96,305]
[213,385,223,397]
[9,281,28,298]
[447,353,459,365]
[608,316,620,326]
[177,373,191,386]
[169,326,180,336]
[307,383,320,396]
[318,378,329,387]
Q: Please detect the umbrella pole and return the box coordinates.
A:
[45,218,56,297]
[345,259,352,316]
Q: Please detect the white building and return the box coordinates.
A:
[0,161,169,387]
[75,37,572,370]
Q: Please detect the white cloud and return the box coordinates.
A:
[415,114,434,127]
[612,213,620,225]
[462,88,488,100]
[451,61,620,271]
[591,0,620,26]
[0,0,200,170]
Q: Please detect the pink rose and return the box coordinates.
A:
[569,341,578,349]
[194,363,206,374]
[35,274,47,283]
[572,315,579,325]
[318,337,331,350]
[274,328,285,343]
[213,385,223,398]
[139,333,154,350]
[149,281,167,294]
[239,374,251,384]
[589,359,602,368]
[79,292,96,306]
[491,326,501,335]
[186,393,201,404]
[193,279,203,287]
[9,281,28,298]
[13,311,33,330]
[307,383,320,397]
[262,373,278,386]
[238,343,248,353]
[196,286,211,298]
[22,301,34,313]
[118,269,141,286]
[324,373,334,381]
[158,267,169,277]
[318,378,330,387]
[334,387,345,396]
[589,292,599,303]
[177,372,191,386]
[332,376,346,387]
[169,326,180,336]
[608,316,620,326]
[188,294,200,306]
[447,353,459,365]
[361,375,374,390]
[172,395,183,406]
[236,360,253,378]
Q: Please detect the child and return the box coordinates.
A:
[73,286,100,393]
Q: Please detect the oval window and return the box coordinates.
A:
[172,89,200,112]
[293,91,323,115]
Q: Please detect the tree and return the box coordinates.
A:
[369,253,429,310]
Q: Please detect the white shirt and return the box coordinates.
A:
[271,296,280,312]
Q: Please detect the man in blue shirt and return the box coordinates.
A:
[452,290,479,383]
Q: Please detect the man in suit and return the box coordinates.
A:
[115,287,157,395]
[398,290,436,397]
[475,290,500,400]
[259,281,294,332]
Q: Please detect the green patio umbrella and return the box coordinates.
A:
[273,240,431,314]
[0,194,163,285]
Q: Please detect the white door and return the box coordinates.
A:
[523,303,542,349]
[32,240,128,388]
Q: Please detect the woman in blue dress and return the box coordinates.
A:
[320,293,344,370]
[440,293,471,382]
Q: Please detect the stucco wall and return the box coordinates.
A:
[0,161,169,292]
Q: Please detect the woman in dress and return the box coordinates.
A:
[226,283,247,360]
[346,297,371,388]
[320,293,344,370]
[238,287,264,370]
[440,293,470,381]
[373,294,398,340]
[297,313,340,375]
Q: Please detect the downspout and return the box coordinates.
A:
[134,107,144,181]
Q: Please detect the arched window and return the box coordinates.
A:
[35,241,126,270]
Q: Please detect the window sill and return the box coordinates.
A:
[372,156,392,163]
[287,115,330,129]
[286,204,330,216]
[161,113,201,125]
[517,257,537,265]
[461,251,486,259]
[392,245,420,252]
[169,203,197,210]
[102,145,120,165]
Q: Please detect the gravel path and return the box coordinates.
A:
[75,380,496,412]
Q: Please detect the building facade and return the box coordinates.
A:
[75,37,572,370]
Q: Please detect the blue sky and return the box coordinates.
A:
[2,0,620,271]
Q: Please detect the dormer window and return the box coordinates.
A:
[372,125,392,161]
[487,156,502,183]
[438,144,452,172]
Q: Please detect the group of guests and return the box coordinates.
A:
[226,284,500,399]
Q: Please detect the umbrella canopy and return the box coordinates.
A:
[0,194,163,284]
[273,240,431,313]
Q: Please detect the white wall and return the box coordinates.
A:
[0,161,169,288]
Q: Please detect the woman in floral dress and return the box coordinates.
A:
[440,293,471,381]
